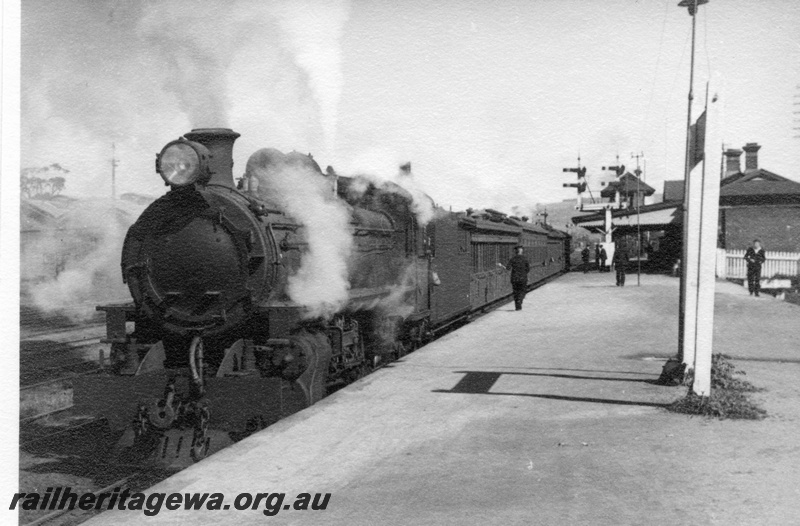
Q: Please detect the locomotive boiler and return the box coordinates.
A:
[75,128,425,466]
[74,127,570,468]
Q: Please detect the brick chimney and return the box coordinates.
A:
[723,148,742,177]
[742,142,761,172]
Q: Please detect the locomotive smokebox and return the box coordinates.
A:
[184,128,241,188]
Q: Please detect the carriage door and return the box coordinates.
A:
[429,216,471,323]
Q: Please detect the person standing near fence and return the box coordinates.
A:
[599,245,608,272]
[613,245,629,286]
[595,244,601,271]
[744,239,766,297]
[581,245,591,273]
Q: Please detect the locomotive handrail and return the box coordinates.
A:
[353,227,397,236]
[206,183,283,215]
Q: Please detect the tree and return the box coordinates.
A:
[49,176,66,195]
[21,164,69,198]
[21,174,32,198]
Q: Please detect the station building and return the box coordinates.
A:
[570,142,800,270]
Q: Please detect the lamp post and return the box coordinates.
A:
[676,0,708,371]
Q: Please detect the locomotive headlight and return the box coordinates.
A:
[156,139,211,187]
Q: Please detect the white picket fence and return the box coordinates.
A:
[716,248,800,280]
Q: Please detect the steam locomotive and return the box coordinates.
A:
[74,128,570,467]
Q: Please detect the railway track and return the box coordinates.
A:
[19,411,169,526]
[19,324,109,442]
[21,324,105,342]
[21,472,143,526]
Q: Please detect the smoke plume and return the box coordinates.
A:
[137,3,239,127]
[343,148,436,225]
[274,0,352,155]
[21,199,146,321]
[246,149,353,318]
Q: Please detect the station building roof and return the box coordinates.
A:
[599,172,655,198]
[571,201,681,231]
[719,169,800,205]
[662,180,684,203]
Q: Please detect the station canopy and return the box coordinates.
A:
[571,202,681,233]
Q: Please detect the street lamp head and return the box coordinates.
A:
[678,0,709,16]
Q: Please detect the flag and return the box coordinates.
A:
[689,111,706,170]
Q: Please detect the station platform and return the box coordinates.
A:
[86,272,800,525]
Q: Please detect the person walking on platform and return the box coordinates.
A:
[498,245,530,310]
[581,245,590,273]
[744,239,766,297]
[613,245,629,286]
[599,245,608,272]
[595,244,601,271]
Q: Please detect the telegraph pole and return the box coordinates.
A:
[537,207,549,226]
[111,142,119,200]
[632,152,644,286]
[794,84,800,139]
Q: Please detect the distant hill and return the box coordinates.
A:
[533,199,601,247]
[119,193,158,206]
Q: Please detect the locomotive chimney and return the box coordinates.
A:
[184,128,241,188]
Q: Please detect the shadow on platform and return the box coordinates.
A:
[523,366,657,376]
[431,370,668,408]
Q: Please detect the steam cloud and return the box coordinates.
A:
[137,3,238,127]
[22,199,147,321]
[23,0,353,199]
[22,0,354,319]
[246,149,353,318]
[343,148,437,226]
[274,0,352,155]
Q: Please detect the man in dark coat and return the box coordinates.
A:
[613,246,629,286]
[581,245,590,273]
[744,239,766,297]
[595,244,601,271]
[500,246,531,310]
[599,245,608,272]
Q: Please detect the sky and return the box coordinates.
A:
[15,0,800,214]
